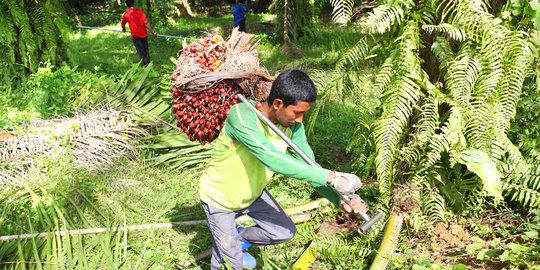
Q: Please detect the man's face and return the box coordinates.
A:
[272,99,313,127]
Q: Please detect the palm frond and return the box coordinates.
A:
[331,0,355,25]
[0,108,147,186]
[0,0,67,71]
[145,130,211,169]
[358,1,412,34]
[422,23,467,41]
[501,161,540,207]
[0,187,129,268]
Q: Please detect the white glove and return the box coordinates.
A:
[330,172,362,195]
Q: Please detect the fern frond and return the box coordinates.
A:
[372,50,398,97]
[358,4,406,34]
[399,96,439,165]
[315,235,371,264]
[430,37,455,72]
[493,40,531,133]
[404,210,433,234]
[493,131,526,164]
[446,45,480,106]
[422,23,467,41]
[422,187,447,222]
[374,23,423,197]
[424,106,465,168]
[418,0,438,24]
[501,161,540,207]
[339,37,369,70]
[331,0,354,25]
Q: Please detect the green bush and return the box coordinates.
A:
[23,63,97,116]
[509,77,540,160]
[0,62,98,132]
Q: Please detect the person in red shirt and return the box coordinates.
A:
[121,0,157,65]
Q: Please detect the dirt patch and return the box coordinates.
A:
[334,211,362,232]
[450,255,510,270]
[393,184,420,213]
[431,222,471,251]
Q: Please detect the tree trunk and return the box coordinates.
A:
[174,0,195,17]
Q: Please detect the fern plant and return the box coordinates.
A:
[0,0,68,73]
[330,0,538,220]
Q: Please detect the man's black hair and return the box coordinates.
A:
[126,0,135,7]
[267,69,317,107]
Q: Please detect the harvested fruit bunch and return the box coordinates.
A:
[171,34,226,83]
[171,30,273,145]
[171,81,241,145]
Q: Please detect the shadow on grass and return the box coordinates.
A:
[167,202,214,269]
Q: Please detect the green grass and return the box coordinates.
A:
[0,153,344,268]
[68,11,363,76]
[68,13,276,75]
[1,13,377,269]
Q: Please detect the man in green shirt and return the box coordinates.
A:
[199,69,368,269]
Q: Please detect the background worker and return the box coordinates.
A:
[121,0,157,65]
[232,0,249,32]
[198,69,368,269]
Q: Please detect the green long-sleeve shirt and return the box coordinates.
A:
[198,102,340,211]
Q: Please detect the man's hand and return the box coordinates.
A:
[152,31,157,37]
[122,27,126,32]
[328,171,362,195]
[341,194,369,214]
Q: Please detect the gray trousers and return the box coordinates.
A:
[201,189,296,270]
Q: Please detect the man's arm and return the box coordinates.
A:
[145,21,157,37]
[225,103,331,188]
[121,14,127,32]
[225,103,363,208]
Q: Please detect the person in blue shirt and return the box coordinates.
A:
[232,0,248,32]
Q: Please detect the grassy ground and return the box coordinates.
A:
[69,10,360,76]
[3,7,539,270]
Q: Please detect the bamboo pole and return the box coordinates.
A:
[369,212,403,270]
[0,220,207,241]
[0,199,329,241]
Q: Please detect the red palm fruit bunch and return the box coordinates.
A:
[170,31,269,145]
[173,35,224,81]
[171,81,241,145]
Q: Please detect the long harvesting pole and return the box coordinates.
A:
[236,94,383,234]
[76,25,197,40]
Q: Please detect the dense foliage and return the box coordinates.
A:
[1,1,538,269]
[329,0,539,218]
[0,0,68,73]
